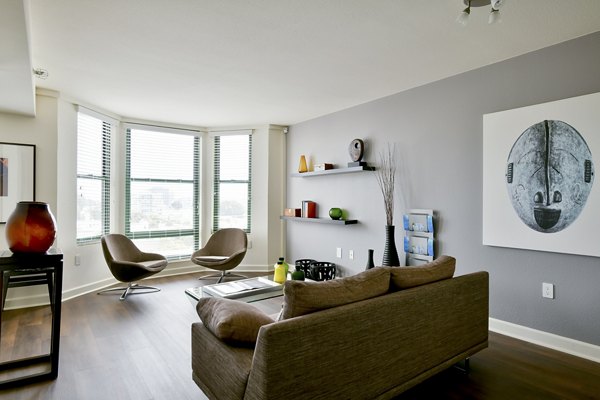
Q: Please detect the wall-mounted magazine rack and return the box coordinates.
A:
[403,211,434,233]
[403,209,435,266]
[404,234,433,257]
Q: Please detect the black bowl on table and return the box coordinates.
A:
[295,259,316,279]
[309,261,336,281]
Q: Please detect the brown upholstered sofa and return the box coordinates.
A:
[191,257,489,400]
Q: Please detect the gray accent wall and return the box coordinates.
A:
[286,32,600,346]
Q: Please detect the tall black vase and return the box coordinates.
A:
[382,225,400,266]
[365,249,375,270]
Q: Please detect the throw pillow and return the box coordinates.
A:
[280,267,391,320]
[196,297,274,345]
[389,255,456,290]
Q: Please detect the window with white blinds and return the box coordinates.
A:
[76,111,112,244]
[213,133,252,233]
[125,126,200,259]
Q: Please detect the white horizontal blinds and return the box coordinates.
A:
[213,132,252,232]
[125,127,200,259]
[76,111,112,244]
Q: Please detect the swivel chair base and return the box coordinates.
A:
[97,282,161,301]
[198,270,247,283]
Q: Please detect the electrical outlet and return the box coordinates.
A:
[336,247,342,258]
[542,282,554,299]
[349,250,354,260]
[247,240,252,249]
[74,254,81,266]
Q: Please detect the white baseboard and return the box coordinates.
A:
[3,277,117,310]
[2,293,58,310]
[489,318,600,364]
[3,264,270,310]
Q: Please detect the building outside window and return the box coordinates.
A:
[125,126,200,259]
[213,132,252,233]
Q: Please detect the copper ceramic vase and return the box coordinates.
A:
[5,201,57,253]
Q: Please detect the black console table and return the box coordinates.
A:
[0,249,63,388]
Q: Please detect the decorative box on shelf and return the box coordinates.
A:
[314,163,333,171]
[284,208,301,217]
[301,201,317,218]
[403,209,436,266]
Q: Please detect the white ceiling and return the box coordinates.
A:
[3,0,600,127]
[0,0,35,116]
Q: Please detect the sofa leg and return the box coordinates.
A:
[454,357,470,374]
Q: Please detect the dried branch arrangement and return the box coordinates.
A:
[375,145,397,226]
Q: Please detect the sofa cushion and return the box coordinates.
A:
[389,255,456,290]
[280,267,390,319]
[196,297,274,345]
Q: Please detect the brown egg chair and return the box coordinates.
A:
[99,234,168,300]
[191,228,248,283]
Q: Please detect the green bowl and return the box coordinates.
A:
[329,207,343,220]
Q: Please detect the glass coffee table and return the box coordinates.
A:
[185,275,284,304]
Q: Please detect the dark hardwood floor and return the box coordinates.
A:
[1,272,599,399]
[396,333,600,400]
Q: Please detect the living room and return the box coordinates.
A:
[1,0,600,399]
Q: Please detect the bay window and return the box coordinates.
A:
[76,108,113,244]
[125,126,200,259]
[213,131,252,232]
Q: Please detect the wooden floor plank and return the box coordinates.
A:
[0,272,599,399]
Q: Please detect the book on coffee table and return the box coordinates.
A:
[199,276,283,300]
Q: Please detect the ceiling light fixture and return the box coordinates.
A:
[456,0,506,26]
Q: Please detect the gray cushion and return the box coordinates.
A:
[196,297,274,345]
[194,255,229,262]
[138,260,168,269]
[389,255,456,290]
[280,267,391,320]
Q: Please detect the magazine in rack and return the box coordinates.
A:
[202,276,283,299]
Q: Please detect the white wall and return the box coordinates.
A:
[0,91,58,215]
[1,93,287,308]
[0,90,59,305]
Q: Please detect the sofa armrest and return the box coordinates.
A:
[244,271,489,400]
[191,322,255,400]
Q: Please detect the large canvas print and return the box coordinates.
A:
[483,92,600,257]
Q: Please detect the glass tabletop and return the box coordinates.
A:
[185,275,284,304]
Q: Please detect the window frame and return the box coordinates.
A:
[212,132,252,233]
[76,109,113,244]
[124,126,200,259]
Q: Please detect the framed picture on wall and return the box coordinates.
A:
[0,142,36,223]
[483,92,599,257]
